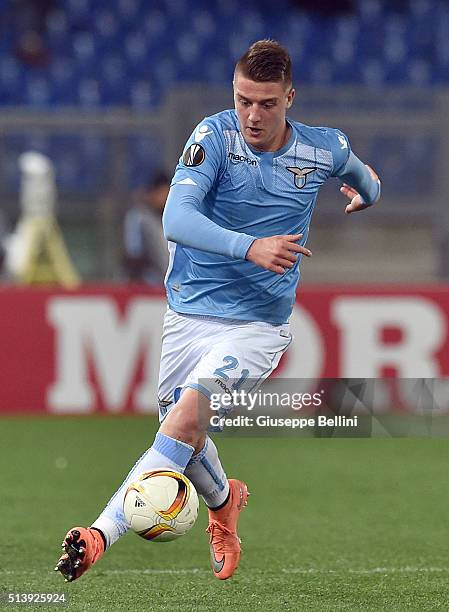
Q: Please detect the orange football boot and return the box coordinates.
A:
[55,527,105,582]
[206,479,249,580]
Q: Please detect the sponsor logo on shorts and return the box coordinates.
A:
[214,378,232,395]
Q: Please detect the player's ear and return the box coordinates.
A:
[286,87,295,109]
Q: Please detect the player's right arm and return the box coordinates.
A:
[163,119,309,273]
[163,182,255,259]
[245,234,312,274]
[164,182,308,273]
[163,118,256,259]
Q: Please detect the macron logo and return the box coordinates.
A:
[228,151,257,166]
[176,178,198,186]
[194,125,213,142]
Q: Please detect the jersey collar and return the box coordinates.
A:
[245,119,295,159]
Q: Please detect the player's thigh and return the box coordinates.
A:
[184,321,292,398]
[157,310,206,419]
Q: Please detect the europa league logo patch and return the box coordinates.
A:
[183,144,205,167]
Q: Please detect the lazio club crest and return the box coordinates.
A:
[287,166,315,189]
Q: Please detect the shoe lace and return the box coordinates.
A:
[206,520,236,552]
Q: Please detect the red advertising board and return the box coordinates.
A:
[1,285,448,413]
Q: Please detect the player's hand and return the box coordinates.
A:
[246,234,312,275]
[340,164,380,214]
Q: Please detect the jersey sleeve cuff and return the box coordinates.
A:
[360,179,381,205]
[232,234,257,260]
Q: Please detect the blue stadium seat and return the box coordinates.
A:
[72,31,97,64]
[116,0,142,26]
[78,79,101,108]
[191,10,216,39]
[51,68,79,105]
[25,76,52,107]
[309,59,334,86]
[360,59,386,87]
[141,9,168,39]
[92,9,119,42]
[163,0,189,19]
[45,9,71,55]
[357,0,383,22]
[202,56,231,86]
[64,0,91,20]
[0,58,24,104]
[175,33,202,75]
[151,57,177,92]
[406,59,432,86]
[216,0,239,18]
[332,39,356,68]
[129,81,158,109]
[101,55,127,86]
[124,31,150,78]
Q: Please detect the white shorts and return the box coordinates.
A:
[157,308,292,422]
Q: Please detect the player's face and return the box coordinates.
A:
[233,72,295,152]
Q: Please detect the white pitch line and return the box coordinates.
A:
[103,568,208,575]
[0,569,208,576]
[2,567,449,576]
[352,567,449,575]
[282,567,449,575]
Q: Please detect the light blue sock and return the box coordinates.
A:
[91,432,194,546]
[185,436,229,508]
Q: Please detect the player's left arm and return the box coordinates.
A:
[330,130,381,214]
[338,155,381,214]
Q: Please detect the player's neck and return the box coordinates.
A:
[253,123,291,153]
[277,123,291,150]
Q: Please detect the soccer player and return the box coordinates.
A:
[55,40,380,582]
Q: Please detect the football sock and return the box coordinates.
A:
[208,490,230,511]
[184,436,230,509]
[91,527,107,550]
[91,432,194,547]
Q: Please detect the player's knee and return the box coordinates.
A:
[160,388,210,447]
[160,416,203,449]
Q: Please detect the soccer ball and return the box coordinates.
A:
[123,469,199,542]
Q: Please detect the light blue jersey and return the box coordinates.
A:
[163,109,380,324]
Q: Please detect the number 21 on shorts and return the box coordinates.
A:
[213,355,249,391]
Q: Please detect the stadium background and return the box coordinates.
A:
[1,1,449,610]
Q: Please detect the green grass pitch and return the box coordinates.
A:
[1,416,449,611]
